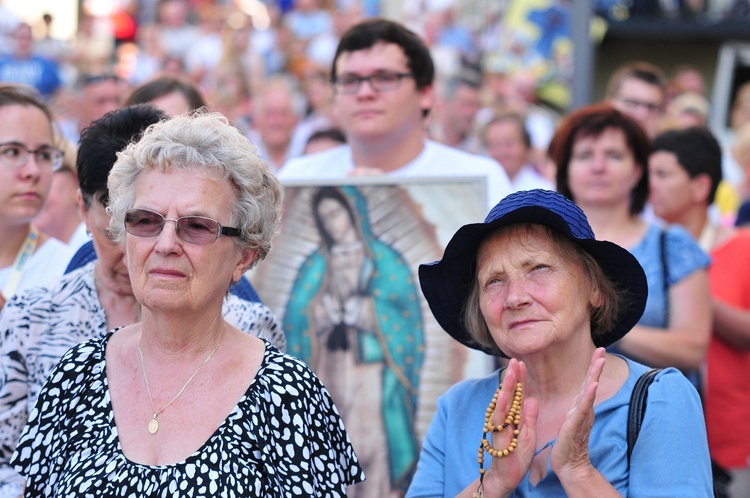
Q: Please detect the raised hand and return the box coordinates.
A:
[468,358,539,498]
[550,347,605,482]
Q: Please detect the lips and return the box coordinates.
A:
[354,109,381,118]
[508,318,540,330]
[16,191,41,200]
[148,268,186,278]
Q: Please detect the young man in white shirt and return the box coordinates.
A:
[279,19,512,209]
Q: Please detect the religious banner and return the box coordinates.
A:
[249,176,489,496]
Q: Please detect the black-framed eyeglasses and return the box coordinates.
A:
[124,208,241,245]
[0,142,64,171]
[333,72,414,95]
[615,97,663,114]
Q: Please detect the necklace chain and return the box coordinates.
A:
[137,330,223,434]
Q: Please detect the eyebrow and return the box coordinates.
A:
[0,140,55,148]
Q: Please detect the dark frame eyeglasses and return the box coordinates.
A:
[124,208,241,245]
[0,142,64,171]
[333,72,414,95]
[615,96,664,114]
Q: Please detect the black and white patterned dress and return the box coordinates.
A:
[11,331,365,497]
[0,262,286,496]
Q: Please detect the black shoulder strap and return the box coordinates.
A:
[627,368,664,465]
[660,228,670,323]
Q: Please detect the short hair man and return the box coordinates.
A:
[430,73,482,153]
[605,61,667,139]
[481,110,554,192]
[649,126,750,498]
[58,73,128,145]
[246,77,303,171]
[279,18,511,209]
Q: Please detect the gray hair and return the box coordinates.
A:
[107,111,282,267]
[463,224,620,357]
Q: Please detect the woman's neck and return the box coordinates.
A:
[96,285,140,331]
[138,305,227,359]
[0,223,34,268]
[580,203,644,247]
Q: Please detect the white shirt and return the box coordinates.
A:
[279,140,513,210]
[66,222,91,254]
[0,238,73,299]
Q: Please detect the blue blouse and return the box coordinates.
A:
[406,358,712,497]
[628,223,710,329]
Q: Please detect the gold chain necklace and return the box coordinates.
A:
[137,331,224,435]
[474,381,523,498]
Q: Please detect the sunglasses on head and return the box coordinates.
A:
[124,208,240,245]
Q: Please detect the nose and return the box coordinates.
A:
[590,152,608,172]
[18,152,42,177]
[503,277,531,310]
[153,220,183,254]
[355,79,377,98]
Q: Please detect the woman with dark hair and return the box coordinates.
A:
[551,103,711,386]
[122,75,206,116]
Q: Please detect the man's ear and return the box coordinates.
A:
[691,173,713,205]
[419,84,436,119]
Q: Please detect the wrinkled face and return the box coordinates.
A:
[126,168,255,314]
[256,88,298,147]
[333,42,433,143]
[256,88,299,148]
[476,226,598,358]
[610,78,665,138]
[484,119,528,179]
[0,104,55,225]
[648,150,696,222]
[84,199,132,296]
[567,127,643,209]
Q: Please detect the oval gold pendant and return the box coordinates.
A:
[148,418,159,434]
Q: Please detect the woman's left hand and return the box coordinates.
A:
[550,348,605,482]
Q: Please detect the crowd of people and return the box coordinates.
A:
[0,0,747,496]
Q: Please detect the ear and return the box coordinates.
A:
[78,191,90,229]
[691,173,712,204]
[419,84,436,118]
[589,284,604,309]
[232,248,259,283]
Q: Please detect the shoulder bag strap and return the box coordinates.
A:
[627,368,664,466]
[660,228,669,324]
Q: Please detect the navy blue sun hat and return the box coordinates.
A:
[419,189,648,356]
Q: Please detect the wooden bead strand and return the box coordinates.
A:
[474,381,523,498]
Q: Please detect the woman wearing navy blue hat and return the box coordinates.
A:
[407,189,712,497]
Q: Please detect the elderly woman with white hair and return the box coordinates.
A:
[11,112,365,496]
